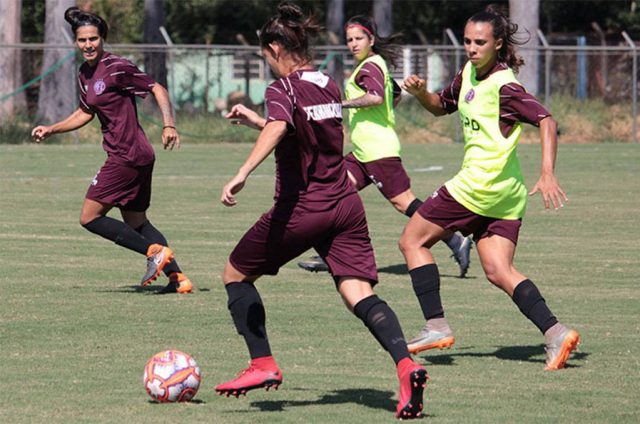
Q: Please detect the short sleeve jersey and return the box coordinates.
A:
[438,62,551,137]
[264,70,354,210]
[78,52,156,167]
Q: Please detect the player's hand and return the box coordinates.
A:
[31,125,53,143]
[225,104,266,130]
[402,75,426,97]
[162,126,180,150]
[221,174,247,207]
[529,173,568,210]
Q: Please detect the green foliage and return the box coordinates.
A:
[1,143,639,423]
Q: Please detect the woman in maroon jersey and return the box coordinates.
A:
[31,7,191,294]
[215,2,426,419]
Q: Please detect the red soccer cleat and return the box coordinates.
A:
[215,359,282,398]
[396,358,428,420]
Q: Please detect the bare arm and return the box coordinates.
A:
[220,120,288,206]
[402,75,447,116]
[151,83,180,150]
[528,116,568,209]
[342,93,383,109]
[31,108,94,142]
[225,104,267,130]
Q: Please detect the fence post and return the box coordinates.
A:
[445,28,462,142]
[159,26,175,105]
[622,31,637,143]
[537,29,552,108]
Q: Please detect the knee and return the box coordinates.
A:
[79,213,96,227]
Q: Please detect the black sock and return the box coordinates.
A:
[512,279,558,334]
[409,263,444,320]
[353,295,410,365]
[225,282,271,359]
[405,199,423,217]
[136,220,181,275]
[82,216,150,255]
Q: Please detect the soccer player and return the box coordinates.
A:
[400,5,580,368]
[216,2,427,419]
[297,15,473,277]
[31,7,192,294]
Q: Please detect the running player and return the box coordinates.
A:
[297,15,473,277]
[31,7,192,294]
[216,2,426,419]
[400,5,580,369]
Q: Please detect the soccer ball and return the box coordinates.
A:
[143,350,201,402]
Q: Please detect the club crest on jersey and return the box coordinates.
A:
[464,88,475,103]
[93,79,106,95]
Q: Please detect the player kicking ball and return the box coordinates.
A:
[215,2,427,419]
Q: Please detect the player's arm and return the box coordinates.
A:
[528,116,567,209]
[225,104,266,130]
[221,120,287,206]
[31,107,94,142]
[402,75,447,116]
[342,92,383,109]
[151,83,180,150]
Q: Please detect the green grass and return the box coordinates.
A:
[1,143,639,423]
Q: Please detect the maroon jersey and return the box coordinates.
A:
[78,52,156,167]
[438,61,551,138]
[264,70,354,210]
[355,62,402,103]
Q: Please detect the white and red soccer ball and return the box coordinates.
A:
[143,350,201,402]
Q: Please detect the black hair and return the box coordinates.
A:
[468,4,526,73]
[259,1,322,64]
[64,7,109,40]
[344,15,403,69]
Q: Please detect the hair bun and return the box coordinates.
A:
[64,6,83,25]
[277,1,303,22]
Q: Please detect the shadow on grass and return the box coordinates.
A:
[148,398,206,405]
[377,263,478,280]
[243,387,432,417]
[417,345,589,368]
[95,285,210,294]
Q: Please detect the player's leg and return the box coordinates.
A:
[80,198,150,255]
[399,213,455,354]
[337,277,427,419]
[475,233,580,370]
[217,208,315,396]
[121,210,192,293]
[215,263,282,397]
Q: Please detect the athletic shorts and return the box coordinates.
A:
[229,192,378,285]
[344,152,411,200]
[85,160,154,212]
[417,186,522,245]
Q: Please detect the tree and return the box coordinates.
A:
[37,0,76,123]
[510,0,539,95]
[326,0,344,89]
[0,0,26,121]
[144,0,168,87]
[373,0,393,37]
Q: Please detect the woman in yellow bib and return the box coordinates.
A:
[401,6,579,370]
[298,15,472,277]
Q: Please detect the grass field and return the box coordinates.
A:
[1,142,639,423]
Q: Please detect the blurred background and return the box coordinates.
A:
[1,0,640,143]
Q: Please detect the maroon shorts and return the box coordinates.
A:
[229,192,378,284]
[85,160,154,212]
[344,152,411,200]
[417,186,522,245]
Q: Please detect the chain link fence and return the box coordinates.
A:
[1,39,638,142]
